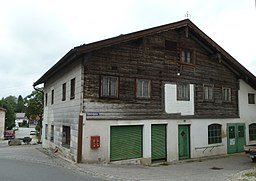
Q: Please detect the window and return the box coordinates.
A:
[248,93,255,104]
[51,90,54,104]
[50,125,54,142]
[204,84,214,101]
[249,124,256,141]
[62,126,70,148]
[45,93,48,106]
[70,78,75,100]
[45,124,48,140]
[177,83,190,101]
[181,49,192,64]
[208,124,222,144]
[62,83,66,101]
[136,79,151,98]
[101,76,118,97]
[222,87,231,102]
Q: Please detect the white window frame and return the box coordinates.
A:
[136,79,151,98]
[101,76,118,98]
[177,83,190,101]
[222,87,231,102]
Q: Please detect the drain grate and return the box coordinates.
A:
[210,167,223,170]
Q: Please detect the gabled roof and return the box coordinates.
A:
[33,19,256,89]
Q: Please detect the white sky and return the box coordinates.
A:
[0,0,255,98]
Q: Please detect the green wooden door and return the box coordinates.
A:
[178,125,190,160]
[151,124,167,161]
[110,126,143,161]
[227,123,246,154]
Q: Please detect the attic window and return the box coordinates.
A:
[180,49,194,65]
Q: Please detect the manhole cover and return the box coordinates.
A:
[210,167,223,170]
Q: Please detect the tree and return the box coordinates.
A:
[0,97,16,130]
[16,95,25,113]
[24,88,44,142]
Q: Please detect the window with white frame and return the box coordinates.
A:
[101,76,118,97]
[204,84,214,101]
[248,93,255,104]
[208,124,222,144]
[51,90,54,104]
[249,123,256,141]
[50,125,54,142]
[45,124,48,140]
[136,79,151,98]
[181,49,193,64]
[62,83,66,101]
[62,126,70,148]
[222,87,231,102]
[177,83,190,101]
[70,78,75,100]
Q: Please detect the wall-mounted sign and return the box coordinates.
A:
[86,112,100,116]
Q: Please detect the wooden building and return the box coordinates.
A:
[34,19,256,164]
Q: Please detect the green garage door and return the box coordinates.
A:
[110,125,143,161]
[151,124,167,161]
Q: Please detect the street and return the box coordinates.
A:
[0,128,105,181]
[0,128,256,181]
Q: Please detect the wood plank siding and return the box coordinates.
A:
[83,28,239,120]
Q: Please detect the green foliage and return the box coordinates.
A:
[16,95,25,113]
[24,88,44,142]
[24,88,43,121]
[0,97,16,129]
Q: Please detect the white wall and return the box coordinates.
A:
[82,117,243,163]
[239,79,256,145]
[42,60,83,161]
[0,110,5,139]
[165,83,194,115]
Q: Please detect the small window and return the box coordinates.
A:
[45,124,48,140]
[248,93,255,104]
[62,83,66,101]
[181,49,193,64]
[62,126,70,148]
[45,93,48,106]
[204,84,214,101]
[208,124,222,144]
[177,83,190,101]
[136,79,151,98]
[101,76,118,98]
[222,87,231,102]
[70,78,75,100]
[51,90,54,104]
[50,125,54,142]
[249,123,256,141]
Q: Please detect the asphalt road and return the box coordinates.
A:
[0,128,105,181]
[0,157,103,181]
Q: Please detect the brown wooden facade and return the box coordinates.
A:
[34,19,256,121]
[83,26,239,120]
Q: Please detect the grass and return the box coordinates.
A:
[242,168,256,177]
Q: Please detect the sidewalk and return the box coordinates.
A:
[73,154,256,181]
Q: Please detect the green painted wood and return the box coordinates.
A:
[110,126,142,161]
[227,123,246,154]
[151,124,167,161]
[178,125,190,160]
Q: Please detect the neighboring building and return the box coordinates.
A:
[15,113,28,126]
[34,19,256,164]
[0,108,6,139]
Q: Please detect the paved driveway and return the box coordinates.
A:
[76,154,256,181]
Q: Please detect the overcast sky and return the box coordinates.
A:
[0,0,255,99]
